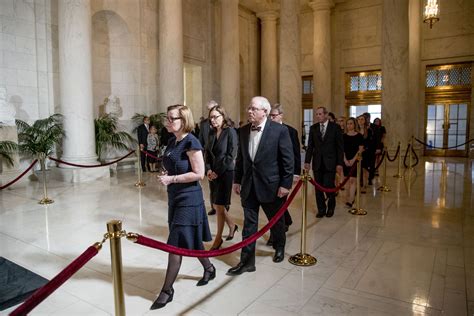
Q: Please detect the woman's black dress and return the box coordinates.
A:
[162,133,212,250]
[343,133,363,177]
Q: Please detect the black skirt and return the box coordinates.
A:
[210,170,233,206]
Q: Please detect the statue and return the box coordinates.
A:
[0,87,16,126]
[104,95,122,118]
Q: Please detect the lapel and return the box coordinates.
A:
[316,123,323,142]
[242,124,251,161]
[208,129,216,157]
[253,119,271,162]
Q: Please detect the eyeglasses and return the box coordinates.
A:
[166,116,182,122]
[269,113,281,118]
[248,106,264,112]
[209,115,222,120]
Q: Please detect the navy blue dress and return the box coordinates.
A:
[163,133,212,250]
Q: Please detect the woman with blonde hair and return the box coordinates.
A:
[205,105,239,250]
[343,117,364,206]
[151,105,215,310]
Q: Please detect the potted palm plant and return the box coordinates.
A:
[16,114,64,204]
[94,113,136,162]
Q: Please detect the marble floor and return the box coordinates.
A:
[1,156,473,315]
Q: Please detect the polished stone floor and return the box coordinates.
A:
[1,156,473,315]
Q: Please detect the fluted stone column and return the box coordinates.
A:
[57,0,108,182]
[158,0,184,111]
[279,0,301,131]
[409,0,422,143]
[257,11,279,105]
[309,0,333,113]
[382,0,410,149]
[220,0,240,122]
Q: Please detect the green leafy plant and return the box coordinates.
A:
[131,112,166,134]
[16,114,64,158]
[94,114,136,161]
[0,139,18,168]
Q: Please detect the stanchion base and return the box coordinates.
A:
[289,253,317,266]
[348,208,367,216]
[393,174,404,179]
[39,197,54,205]
[135,181,146,187]
[377,185,391,192]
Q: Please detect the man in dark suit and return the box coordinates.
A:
[227,96,294,276]
[199,100,220,215]
[268,104,301,239]
[304,106,344,218]
[137,116,150,172]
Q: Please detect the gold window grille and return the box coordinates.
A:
[425,63,472,102]
[345,70,382,105]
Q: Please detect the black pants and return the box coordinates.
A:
[140,150,147,172]
[314,162,336,214]
[240,187,287,266]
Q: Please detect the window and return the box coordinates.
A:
[349,72,382,92]
[426,64,471,87]
[345,70,382,120]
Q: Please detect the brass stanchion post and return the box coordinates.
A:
[377,148,390,192]
[289,170,317,266]
[38,153,54,204]
[135,145,145,187]
[107,220,126,316]
[393,142,403,178]
[349,153,367,215]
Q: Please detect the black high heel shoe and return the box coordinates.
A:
[210,238,223,250]
[197,264,216,286]
[150,287,174,310]
[225,225,239,241]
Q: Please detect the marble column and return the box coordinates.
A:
[57,0,108,182]
[257,11,279,105]
[309,0,333,113]
[220,0,240,122]
[158,0,184,112]
[409,0,422,145]
[279,0,301,131]
[382,0,410,149]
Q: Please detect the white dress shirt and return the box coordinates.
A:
[249,118,267,161]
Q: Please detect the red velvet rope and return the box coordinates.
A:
[0,160,38,190]
[140,149,162,161]
[48,150,135,168]
[10,245,99,316]
[133,180,303,257]
[309,163,357,193]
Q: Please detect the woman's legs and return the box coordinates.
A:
[223,208,236,236]
[155,253,182,304]
[348,177,356,203]
[210,204,226,249]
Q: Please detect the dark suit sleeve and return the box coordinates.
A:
[278,127,294,190]
[335,125,344,166]
[305,125,314,164]
[234,129,243,185]
[289,127,301,175]
[214,128,237,176]
[137,125,147,145]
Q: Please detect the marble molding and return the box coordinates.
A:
[257,11,279,105]
[220,0,240,122]
[279,0,302,131]
[158,0,184,112]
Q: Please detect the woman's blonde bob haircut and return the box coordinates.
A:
[167,104,195,133]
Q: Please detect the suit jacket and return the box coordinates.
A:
[205,127,238,175]
[304,121,344,172]
[198,119,211,150]
[235,120,294,205]
[284,123,301,175]
[137,124,149,146]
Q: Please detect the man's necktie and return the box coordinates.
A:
[320,124,325,138]
[251,126,261,132]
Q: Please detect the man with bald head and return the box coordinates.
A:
[227,96,294,276]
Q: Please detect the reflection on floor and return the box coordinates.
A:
[1,156,473,315]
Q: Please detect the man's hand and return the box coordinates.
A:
[140,144,144,150]
[293,175,300,184]
[336,165,343,173]
[233,184,241,195]
[277,187,290,198]
[304,163,311,171]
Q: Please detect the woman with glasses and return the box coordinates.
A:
[205,105,239,250]
[151,105,215,310]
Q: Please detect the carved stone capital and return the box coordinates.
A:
[256,10,279,22]
[308,0,334,11]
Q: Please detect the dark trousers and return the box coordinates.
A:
[314,162,336,214]
[367,150,376,181]
[140,150,147,171]
[240,188,287,266]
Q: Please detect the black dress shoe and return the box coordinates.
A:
[226,262,256,276]
[326,209,334,217]
[266,236,273,246]
[316,212,325,218]
[207,209,216,215]
[150,287,174,310]
[196,264,216,286]
[273,248,285,263]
